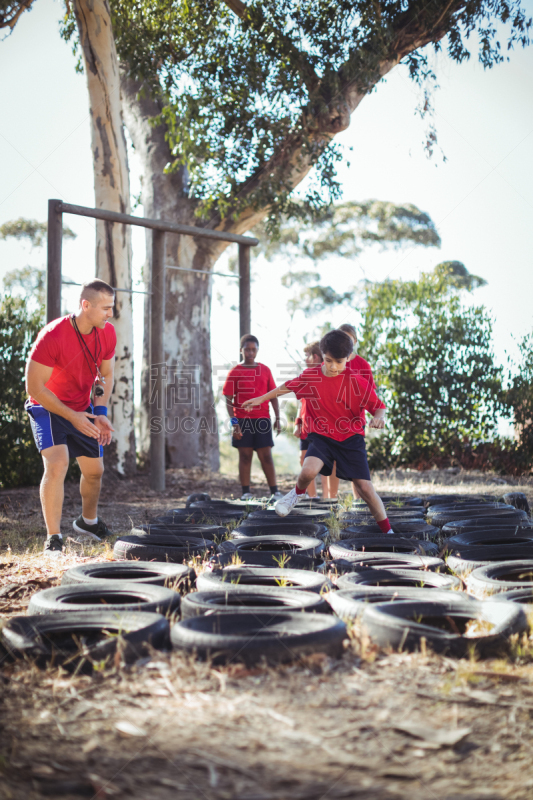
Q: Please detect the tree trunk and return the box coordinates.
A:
[121,76,220,470]
[74,0,136,475]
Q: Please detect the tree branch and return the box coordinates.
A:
[214,0,469,237]
[0,0,35,31]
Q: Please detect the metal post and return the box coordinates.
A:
[150,230,166,491]
[239,243,251,339]
[47,199,63,322]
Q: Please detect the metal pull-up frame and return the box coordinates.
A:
[46,198,258,491]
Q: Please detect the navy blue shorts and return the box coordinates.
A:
[306,432,370,481]
[300,436,310,451]
[26,401,103,459]
[231,418,274,451]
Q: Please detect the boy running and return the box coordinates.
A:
[222,334,282,500]
[339,323,377,499]
[243,330,394,531]
[293,341,322,498]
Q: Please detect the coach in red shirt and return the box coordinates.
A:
[25,280,116,555]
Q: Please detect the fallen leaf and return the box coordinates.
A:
[114,720,147,738]
[394,722,471,747]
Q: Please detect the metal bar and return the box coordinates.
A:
[150,230,166,492]
[57,201,259,247]
[47,199,63,323]
[165,264,239,279]
[61,280,152,295]
[239,243,251,339]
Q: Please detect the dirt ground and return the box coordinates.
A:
[1,467,533,800]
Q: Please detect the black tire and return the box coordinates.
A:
[0,611,169,670]
[113,535,215,563]
[443,529,533,549]
[61,561,195,591]
[136,524,227,541]
[327,587,471,620]
[466,560,533,596]
[329,537,438,559]
[247,509,332,522]
[27,581,181,616]
[422,494,497,507]
[197,566,332,593]
[156,509,246,524]
[170,611,346,664]
[341,510,425,522]
[367,495,423,507]
[442,519,533,537]
[361,598,527,656]
[339,522,439,541]
[231,523,327,540]
[180,588,330,618]
[234,521,328,538]
[335,567,461,590]
[329,553,445,573]
[217,535,324,569]
[428,507,525,528]
[486,587,533,609]
[445,545,533,577]
[185,492,211,507]
[502,492,530,514]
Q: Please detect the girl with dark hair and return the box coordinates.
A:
[222,335,282,500]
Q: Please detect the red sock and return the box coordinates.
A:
[377,517,392,534]
[295,485,306,495]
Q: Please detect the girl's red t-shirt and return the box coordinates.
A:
[285,365,385,441]
[222,362,276,419]
[28,315,117,412]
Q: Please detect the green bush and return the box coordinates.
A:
[0,296,45,488]
[360,267,504,469]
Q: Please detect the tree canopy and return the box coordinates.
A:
[89,0,533,226]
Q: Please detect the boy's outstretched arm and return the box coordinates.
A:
[242,383,292,410]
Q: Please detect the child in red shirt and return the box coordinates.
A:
[293,340,322,498]
[243,330,394,530]
[222,334,282,500]
[339,323,377,499]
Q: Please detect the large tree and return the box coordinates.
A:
[12,0,533,472]
[108,0,531,469]
[71,0,136,475]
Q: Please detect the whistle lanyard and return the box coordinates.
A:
[71,315,102,384]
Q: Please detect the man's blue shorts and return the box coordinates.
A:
[300,436,310,451]
[306,432,370,481]
[25,401,103,459]
[231,418,274,451]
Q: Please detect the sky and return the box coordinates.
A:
[1,0,533,445]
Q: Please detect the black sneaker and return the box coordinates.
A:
[43,534,63,555]
[72,516,112,541]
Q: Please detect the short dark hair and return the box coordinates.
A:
[80,279,114,305]
[240,334,259,348]
[338,323,357,340]
[303,340,322,360]
[320,330,353,359]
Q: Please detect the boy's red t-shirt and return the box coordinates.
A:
[222,362,276,419]
[346,354,376,428]
[285,365,385,442]
[28,315,117,412]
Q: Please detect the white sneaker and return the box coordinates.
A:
[297,493,311,502]
[240,492,254,501]
[386,528,396,535]
[275,488,300,517]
